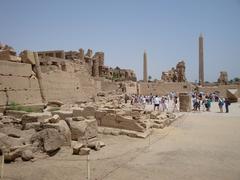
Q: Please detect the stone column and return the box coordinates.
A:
[34,52,47,103]
[143,50,148,82]
[92,59,99,77]
[199,34,204,86]
[179,93,191,112]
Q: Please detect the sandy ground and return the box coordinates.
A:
[2,102,240,180]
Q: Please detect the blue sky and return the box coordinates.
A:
[1,0,240,82]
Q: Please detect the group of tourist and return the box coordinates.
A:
[130,92,179,112]
[127,91,231,114]
[192,92,231,113]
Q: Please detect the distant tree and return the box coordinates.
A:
[148,75,152,82]
[234,77,240,82]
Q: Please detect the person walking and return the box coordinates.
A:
[218,97,224,113]
[172,96,178,112]
[224,98,231,113]
[153,95,160,111]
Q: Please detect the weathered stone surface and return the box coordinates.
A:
[116,115,145,132]
[88,141,101,151]
[42,120,71,146]
[226,89,238,103]
[66,118,98,141]
[131,111,141,120]
[0,132,24,149]
[31,128,63,153]
[21,149,34,161]
[5,110,28,119]
[101,113,117,128]
[20,50,36,65]
[0,126,21,138]
[72,141,83,155]
[79,147,90,155]
[72,116,85,121]
[51,110,73,120]
[47,114,60,123]
[150,111,160,119]
[22,112,51,125]
[0,60,33,77]
[179,93,191,112]
[24,122,41,131]
[47,100,64,107]
[73,106,96,118]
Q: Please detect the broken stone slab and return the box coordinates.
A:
[72,116,85,121]
[131,111,141,120]
[51,110,73,120]
[72,141,84,155]
[150,111,160,119]
[72,106,96,118]
[119,129,152,139]
[116,115,146,132]
[166,112,176,119]
[24,122,41,131]
[87,141,101,151]
[47,100,64,107]
[0,126,22,138]
[21,112,52,125]
[46,114,60,123]
[66,118,98,141]
[20,50,36,65]
[97,92,106,97]
[5,110,28,119]
[0,132,24,149]
[42,120,71,146]
[79,147,90,155]
[0,116,21,124]
[101,113,117,128]
[21,149,34,161]
[30,128,63,154]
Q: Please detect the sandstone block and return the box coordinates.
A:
[42,120,71,146]
[21,149,34,161]
[31,128,63,153]
[51,110,73,120]
[101,113,117,128]
[79,147,90,155]
[66,118,98,141]
[20,50,35,65]
[72,141,84,155]
[22,112,51,125]
[0,60,33,77]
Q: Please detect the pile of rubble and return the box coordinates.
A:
[0,102,104,163]
[0,92,181,163]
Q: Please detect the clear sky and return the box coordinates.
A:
[1,0,240,82]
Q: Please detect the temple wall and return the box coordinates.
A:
[41,62,97,103]
[0,60,42,105]
[139,82,192,96]
[199,84,240,98]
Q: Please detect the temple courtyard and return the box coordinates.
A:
[3,101,240,180]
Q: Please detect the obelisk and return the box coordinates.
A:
[199,34,204,86]
[143,50,148,82]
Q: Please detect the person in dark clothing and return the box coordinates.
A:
[224,98,231,113]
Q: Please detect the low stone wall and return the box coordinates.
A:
[199,84,240,98]
[139,82,192,96]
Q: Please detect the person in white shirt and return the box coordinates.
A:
[154,95,160,110]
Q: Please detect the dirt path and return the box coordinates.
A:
[3,102,240,180]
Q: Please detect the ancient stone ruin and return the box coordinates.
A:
[161,60,186,82]
[0,42,182,164]
[218,71,228,85]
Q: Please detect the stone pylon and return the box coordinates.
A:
[143,50,148,82]
[199,34,204,86]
